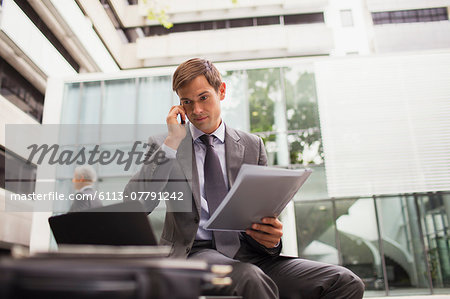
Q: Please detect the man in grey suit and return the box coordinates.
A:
[69,165,102,213]
[124,58,364,299]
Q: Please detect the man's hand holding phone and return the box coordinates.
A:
[164,105,187,150]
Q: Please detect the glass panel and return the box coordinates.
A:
[222,70,249,132]
[418,193,450,291]
[103,79,136,124]
[296,200,338,265]
[3,149,36,195]
[137,76,172,125]
[287,130,323,165]
[54,145,79,179]
[335,198,386,295]
[260,133,290,166]
[77,82,102,148]
[292,164,328,201]
[55,178,74,213]
[283,66,323,166]
[248,68,289,166]
[79,82,101,125]
[97,143,139,178]
[61,83,80,124]
[377,196,431,296]
[247,68,278,133]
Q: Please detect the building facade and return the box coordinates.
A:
[1,0,450,297]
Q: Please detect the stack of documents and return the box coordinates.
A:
[204,164,312,231]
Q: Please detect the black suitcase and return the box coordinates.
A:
[0,257,226,299]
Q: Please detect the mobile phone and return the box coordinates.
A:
[179,114,185,125]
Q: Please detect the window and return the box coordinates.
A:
[372,7,448,25]
[173,22,202,33]
[0,57,44,122]
[256,16,280,26]
[214,20,227,30]
[283,13,324,25]
[136,13,325,37]
[340,9,354,27]
[229,18,253,28]
[1,146,37,195]
[201,21,214,30]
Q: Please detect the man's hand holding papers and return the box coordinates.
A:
[246,217,283,248]
[203,164,312,236]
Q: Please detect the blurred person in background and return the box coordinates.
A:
[69,165,102,212]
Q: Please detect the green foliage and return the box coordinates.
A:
[247,67,323,166]
[143,0,237,29]
[285,71,319,130]
[247,68,278,133]
[284,70,323,165]
[144,0,173,29]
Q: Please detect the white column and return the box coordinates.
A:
[29,77,65,253]
[274,68,299,257]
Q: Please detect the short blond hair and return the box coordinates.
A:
[172,58,222,93]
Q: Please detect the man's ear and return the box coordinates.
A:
[219,82,226,101]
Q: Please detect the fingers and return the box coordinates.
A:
[250,222,283,238]
[245,229,280,248]
[246,228,280,242]
[167,105,186,124]
[261,217,283,229]
[246,217,283,248]
[245,217,283,248]
[164,106,187,150]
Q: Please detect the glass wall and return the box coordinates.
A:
[377,195,430,296]
[56,64,450,296]
[58,76,174,237]
[58,65,324,240]
[244,66,322,169]
[295,194,450,296]
[417,192,450,292]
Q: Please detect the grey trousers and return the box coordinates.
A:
[189,248,364,299]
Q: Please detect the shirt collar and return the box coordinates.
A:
[190,120,225,143]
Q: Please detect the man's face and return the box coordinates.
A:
[72,173,90,190]
[178,75,225,134]
[72,173,83,190]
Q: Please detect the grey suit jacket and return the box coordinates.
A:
[124,124,281,258]
[69,187,103,213]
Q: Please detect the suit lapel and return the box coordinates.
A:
[176,125,201,216]
[225,125,245,188]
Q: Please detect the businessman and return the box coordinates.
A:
[124,58,364,299]
[69,165,102,212]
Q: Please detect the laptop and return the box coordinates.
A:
[49,201,158,247]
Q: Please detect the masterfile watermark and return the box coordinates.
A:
[26,141,169,171]
[5,124,193,213]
